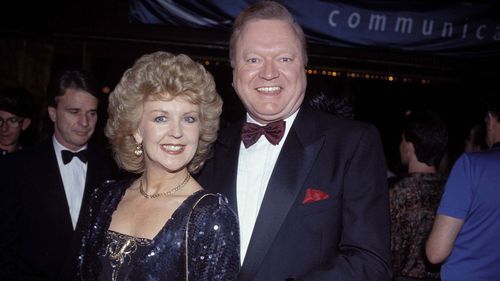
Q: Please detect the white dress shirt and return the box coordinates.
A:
[236,110,298,264]
[53,136,88,230]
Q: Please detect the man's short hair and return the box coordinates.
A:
[46,69,100,107]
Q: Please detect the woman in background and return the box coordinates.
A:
[389,110,448,281]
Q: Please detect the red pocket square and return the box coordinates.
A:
[302,188,330,204]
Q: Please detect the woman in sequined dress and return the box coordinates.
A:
[77,51,240,281]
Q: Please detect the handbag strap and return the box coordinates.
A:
[184,193,217,281]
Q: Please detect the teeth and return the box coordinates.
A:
[163,145,183,151]
[256,86,281,92]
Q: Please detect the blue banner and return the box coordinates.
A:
[129,0,500,57]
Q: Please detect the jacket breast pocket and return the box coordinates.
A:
[296,195,339,217]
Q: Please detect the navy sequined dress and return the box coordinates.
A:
[77,178,240,281]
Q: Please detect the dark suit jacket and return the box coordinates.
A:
[0,137,118,281]
[198,106,392,281]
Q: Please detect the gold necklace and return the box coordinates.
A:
[139,173,191,199]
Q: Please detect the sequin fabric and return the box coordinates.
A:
[389,173,445,280]
[77,178,240,281]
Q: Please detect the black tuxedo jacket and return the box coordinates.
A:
[198,107,392,281]
[0,138,118,281]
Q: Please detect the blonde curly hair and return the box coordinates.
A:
[105,51,222,174]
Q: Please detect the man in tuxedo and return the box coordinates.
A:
[0,69,118,280]
[198,1,392,280]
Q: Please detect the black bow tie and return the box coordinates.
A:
[61,149,88,164]
[241,120,286,148]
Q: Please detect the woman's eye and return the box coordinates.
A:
[154,116,167,123]
[184,116,197,123]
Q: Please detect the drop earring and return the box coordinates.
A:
[134,143,143,157]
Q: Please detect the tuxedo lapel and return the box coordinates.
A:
[77,148,98,229]
[41,141,74,235]
[212,123,243,212]
[239,109,325,281]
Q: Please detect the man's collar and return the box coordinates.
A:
[245,108,300,125]
[52,135,88,152]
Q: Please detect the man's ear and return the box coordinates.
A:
[21,118,31,130]
[48,107,57,122]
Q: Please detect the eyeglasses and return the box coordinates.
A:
[0,117,24,128]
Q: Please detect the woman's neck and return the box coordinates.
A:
[408,160,436,174]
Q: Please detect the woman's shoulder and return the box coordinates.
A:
[89,177,136,206]
[97,177,136,192]
[189,191,232,212]
[188,191,238,225]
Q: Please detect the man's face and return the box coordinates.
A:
[232,19,307,124]
[0,110,30,149]
[48,89,98,151]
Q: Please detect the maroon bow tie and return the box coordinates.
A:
[241,120,286,148]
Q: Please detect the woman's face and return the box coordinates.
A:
[134,96,200,174]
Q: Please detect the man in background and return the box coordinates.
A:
[0,69,118,280]
[426,93,500,280]
[0,87,33,156]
